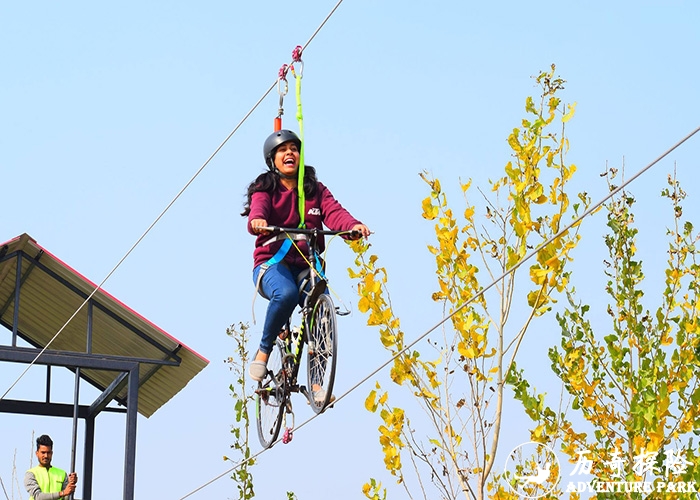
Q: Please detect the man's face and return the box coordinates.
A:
[36,445,53,467]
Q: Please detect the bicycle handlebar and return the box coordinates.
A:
[260,226,363,239]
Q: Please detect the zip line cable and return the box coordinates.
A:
[178,125,700,498]
[0,0,349,402]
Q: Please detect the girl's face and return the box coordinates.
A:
[273,141,300,177]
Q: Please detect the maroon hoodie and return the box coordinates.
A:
[247,181,362,269]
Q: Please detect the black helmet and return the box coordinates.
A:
[263,129,301,168]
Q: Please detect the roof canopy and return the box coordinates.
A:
[0,233,208,418]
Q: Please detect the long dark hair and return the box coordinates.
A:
[241,165,319,216]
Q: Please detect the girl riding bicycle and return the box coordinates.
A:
[242,129,370,382]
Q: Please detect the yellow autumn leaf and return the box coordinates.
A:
[365,390,378,412]
[458,342,478,359]
[562,102,577,123]
[363,274,381,293]
[422,197,438,220]
[648,431,664,452]
[512,220,525,237]
[378,391,388,405]
[418,387,438,400]
[358,296,370,313]
[551,213,561,232]
[530,266,549,285]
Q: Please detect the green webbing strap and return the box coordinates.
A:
[295,67,305,228]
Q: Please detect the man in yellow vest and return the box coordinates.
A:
[24,434,78,500]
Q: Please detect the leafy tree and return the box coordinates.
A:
[512,168,700,499]
[350,65,583,499]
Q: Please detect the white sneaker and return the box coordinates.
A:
[312,389,336,404]
[249,361,267,382]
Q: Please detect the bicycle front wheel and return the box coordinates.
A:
[306,293,338,413]
[256,341,285,448]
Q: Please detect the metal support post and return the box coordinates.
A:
[87,300,93,354]
[70,367,81,500]
[83,415,95,500]
[45,365,52,403]
[124,365,139,500]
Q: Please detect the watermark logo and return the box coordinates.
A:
[504,441,560,499]
[565,447,697,494]
[504,443,697,497]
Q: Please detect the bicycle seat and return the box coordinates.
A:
[306,280,327,306]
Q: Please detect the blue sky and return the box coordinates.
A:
[1,1,699,498]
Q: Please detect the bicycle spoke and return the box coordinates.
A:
[307,294,338,413]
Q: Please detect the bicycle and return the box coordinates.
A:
[254,225,358,448]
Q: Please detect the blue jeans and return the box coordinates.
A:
[253,263,305,355]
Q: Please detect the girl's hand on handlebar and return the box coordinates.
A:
[351,224,371,239]
[251,219,271,235]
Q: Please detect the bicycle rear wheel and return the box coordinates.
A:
[255,341,285,448]
[306,293,338,413]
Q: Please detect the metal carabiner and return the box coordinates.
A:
[282,410,295,444]
[290,61,304,80]
[276,66,289,129]
[277,64,289,98]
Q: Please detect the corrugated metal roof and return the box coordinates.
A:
[0,233,209,418]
